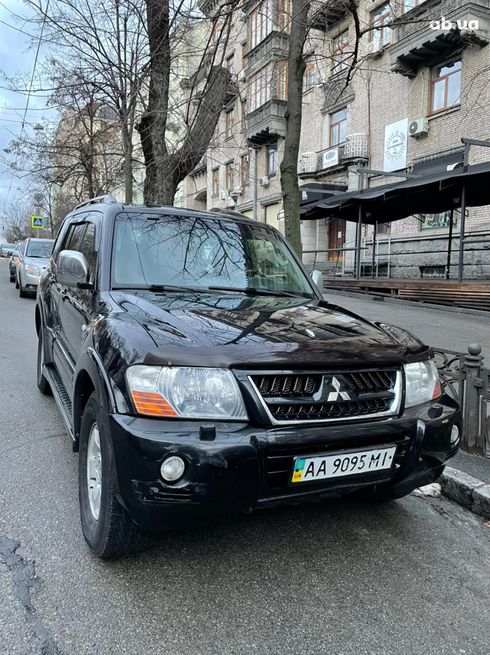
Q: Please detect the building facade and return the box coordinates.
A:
[181,0,490,279]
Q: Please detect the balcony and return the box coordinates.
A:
[390,0,490,77]
[245,31,289,77]
[246,99,287,144]
[309,0,358,31]
[298,135,369,178]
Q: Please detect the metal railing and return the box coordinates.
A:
[434,344,490,457]
[303,231,490,280]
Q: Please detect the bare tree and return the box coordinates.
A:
[137,0,241,205]
[23,0,149,203]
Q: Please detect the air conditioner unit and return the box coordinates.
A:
[298,152,317,174]
[220,191,227,201]
[409,117,430,138]
[320,148,339,170]
[233,187,243,196]
[367,39,384,58]
[259,175,270,187]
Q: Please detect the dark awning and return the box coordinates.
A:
[300,161,490,224]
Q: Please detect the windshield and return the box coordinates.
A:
[26,240,54,258]
[112,213,315,298]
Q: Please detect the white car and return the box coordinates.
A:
[16,238,55,297]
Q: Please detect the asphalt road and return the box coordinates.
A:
[1,258,490,655]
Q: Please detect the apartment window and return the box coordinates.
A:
[303,62,319,93]
[430,59,462,114]
[212,168,219,196]
[225,162,235,191]
[330,108,348,146]
[371,3,391,47]
[267,144,278,176]
[225,107,236,139]
[276,61,288,99]
[332,31,350,75]
[226,53,235,73]
[420,211,453,229]
[249,0,273,50]
[277,0,292,31]
[241,153,250,185]
[402,0,426,13]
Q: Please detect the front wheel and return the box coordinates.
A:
[79,393,143,558]
[19,275,27,298]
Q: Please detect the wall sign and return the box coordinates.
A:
[383,119,408,172]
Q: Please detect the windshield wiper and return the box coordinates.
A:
[207,286,305,298]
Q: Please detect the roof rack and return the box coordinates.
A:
[74,194,119,210]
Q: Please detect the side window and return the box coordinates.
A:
[66,224,87,252]
[78,223,97,283]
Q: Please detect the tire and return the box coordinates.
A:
[19,275,27,298]
[36,327,52,395]
[9,274,14,283]
[79,393,142,558]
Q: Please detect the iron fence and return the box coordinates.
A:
[434,344,490,457]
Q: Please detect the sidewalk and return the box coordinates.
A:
[440,450,490,519]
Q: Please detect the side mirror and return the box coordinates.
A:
[311,269,324,290]
[57,250,89,288]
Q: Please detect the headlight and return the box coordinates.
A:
[25,264,40,275]
[404,359,441,408]
[126,365,247,420]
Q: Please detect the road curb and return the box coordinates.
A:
[440,466,490,518]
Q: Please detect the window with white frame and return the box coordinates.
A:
[332,31,350,75]
[370,2,392,47]
[402,0,426,13]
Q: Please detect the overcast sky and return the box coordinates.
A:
[0,0,55,237]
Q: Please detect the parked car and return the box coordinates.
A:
[16,238,55,297]
[9,244,20,282]
[36,197,461,558]
[1,243,15,257]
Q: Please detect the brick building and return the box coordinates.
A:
[181,0,490,279]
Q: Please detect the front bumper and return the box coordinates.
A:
[21,270,41,291]
[103,396,461,531]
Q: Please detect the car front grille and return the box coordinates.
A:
[249,369,400,425]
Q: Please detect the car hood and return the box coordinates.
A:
[109,290,429,368]
[24,256,50,269]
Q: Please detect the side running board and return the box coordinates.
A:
[43,365,74,441]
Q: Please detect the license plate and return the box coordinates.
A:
[291,446,396,484]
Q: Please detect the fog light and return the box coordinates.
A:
[450,425,460,446]
[160,455,185,482]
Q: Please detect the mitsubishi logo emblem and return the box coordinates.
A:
[326,376,351,402]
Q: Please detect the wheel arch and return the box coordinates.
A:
[73,349,118,451]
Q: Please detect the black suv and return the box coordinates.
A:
[36,197,461,558]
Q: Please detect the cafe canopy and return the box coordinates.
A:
[300,160,490,224]
[299,138,490,282]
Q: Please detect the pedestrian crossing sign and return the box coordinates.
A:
[32,216,44,229]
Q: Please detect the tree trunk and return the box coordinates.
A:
[280,0,309,257]
[139,0,232,206]
[121,126,133,203]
